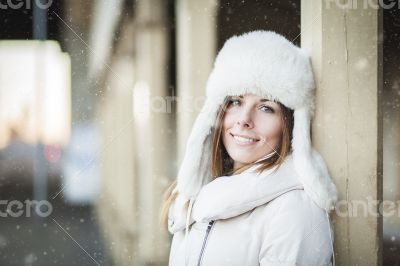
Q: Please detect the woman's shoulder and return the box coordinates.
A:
[257,189,334,265]
[259,189,330,232]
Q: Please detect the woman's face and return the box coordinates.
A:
[222,93,283,170]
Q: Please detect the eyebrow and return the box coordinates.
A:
[237,95,270,102]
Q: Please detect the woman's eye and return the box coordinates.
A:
[228,99,241,107]
[260,105,274,113]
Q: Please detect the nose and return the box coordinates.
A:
[236,108,254,128]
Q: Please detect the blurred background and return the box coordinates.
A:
[0,0,398,265]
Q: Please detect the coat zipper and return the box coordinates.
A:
[197,220,215,266]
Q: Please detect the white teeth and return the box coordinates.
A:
[233,135,257,143]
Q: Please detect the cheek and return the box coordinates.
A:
[256,116,283,139]
[222,112,234,131]
[221,114,230,144]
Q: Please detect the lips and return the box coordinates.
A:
[230,133,260,144]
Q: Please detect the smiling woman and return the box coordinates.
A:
[161,31,338,266]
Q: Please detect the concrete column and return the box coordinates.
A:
[96,16,137,266]
[133,0,171,264]
[176,0,218,162]
[301,1,382,265]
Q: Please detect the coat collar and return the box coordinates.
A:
[191,153,303,222]
[168,153,304,233]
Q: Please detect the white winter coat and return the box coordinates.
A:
[168,153,334,266]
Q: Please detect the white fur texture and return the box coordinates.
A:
[176,30,337,212]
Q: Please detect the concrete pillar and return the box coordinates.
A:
[133,0,171,264]
[96,16,137,266]
[301,1,382,265]
[176,0,218,162]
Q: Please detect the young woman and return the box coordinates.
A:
[161,31,338,266]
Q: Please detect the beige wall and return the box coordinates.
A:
[302,1,382,265]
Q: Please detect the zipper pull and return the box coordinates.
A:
[207,220,214,230]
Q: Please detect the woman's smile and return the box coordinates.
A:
[229,132,260,146]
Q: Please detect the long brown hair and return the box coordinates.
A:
[160,96,294,228]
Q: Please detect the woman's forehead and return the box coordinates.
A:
[229,93,278,103]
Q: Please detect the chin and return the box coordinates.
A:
[229,152,254,165]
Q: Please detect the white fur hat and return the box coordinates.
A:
[176,30,337,212]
